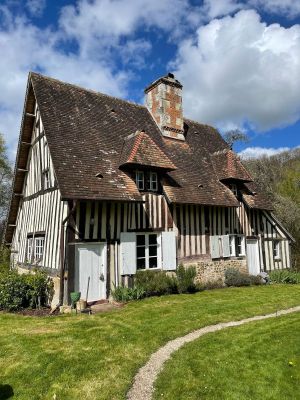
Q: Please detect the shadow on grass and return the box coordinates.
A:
[0,384,14,399]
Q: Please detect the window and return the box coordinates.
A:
[43,169,50,190]
[136,233,158,270]
[27,237,33,262]
[229,184,238,197]
[229,234,245,257]
[148,172,158,191]
[273,240,281,260]
[135,171,144,190]
[135,170,159,192]
[229,235,236,256]
[26,234,45,263]
[35,236,45,261]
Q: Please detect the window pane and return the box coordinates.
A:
[137,235,145,246]
[149,234,157,245]
[137,246,145,258]
[149,257,157,269]
[149,245,157,257]
[137,258,146,270]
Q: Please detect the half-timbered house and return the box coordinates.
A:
[4,72,294,305]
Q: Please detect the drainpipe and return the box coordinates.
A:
[59,200,77,306]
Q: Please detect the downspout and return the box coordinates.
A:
[59,200,77,306]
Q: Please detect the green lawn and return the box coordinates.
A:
[0,285,300,400]
[154,312,300,400]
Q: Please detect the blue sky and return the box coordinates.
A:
[0,0,299,161]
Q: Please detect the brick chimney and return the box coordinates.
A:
[145,73,185,140]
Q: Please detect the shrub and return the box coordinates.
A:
[0,269,53,311]
[176,264,197,293]
[24,270,54,308]
[0,246,10,274]
[203,279,225,290]
[225,268,251,287]
[135,270,178,297]
[249,275,263,286]
[0,271,29,311]
[269,269,300,284]
[111,285,145,302]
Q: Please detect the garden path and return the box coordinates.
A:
[127,305,300,400]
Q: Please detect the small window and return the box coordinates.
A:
[229,184,238,197]
[43,169,50,190]
[135,171,144,190]
[26,234,45,263]
[149,172,158,192]
[136,233,158,270]
[35,236,45,261]
[229,234,245,257]
[235,235,245,256]
[273,240,281,260]
[27,237,33,262]
[229,235,236,256]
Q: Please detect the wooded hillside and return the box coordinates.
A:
[243,148,300,269]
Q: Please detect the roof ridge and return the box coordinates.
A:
[183,117,220,131]
[29,72,225,130]
[29,71,146,110]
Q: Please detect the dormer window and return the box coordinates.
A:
[148,172,158,191]
[135,171,144,190]
[229,184,238,196]
[135,170,159,192]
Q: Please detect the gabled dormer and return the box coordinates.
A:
[119,130,176,193]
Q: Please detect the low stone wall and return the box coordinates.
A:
[186,259,248,284]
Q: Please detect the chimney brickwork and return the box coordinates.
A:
[145,73,185,140]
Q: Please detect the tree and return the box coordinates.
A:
[223,129,249,149]
[0,134,12,241]
[243,149,300,269]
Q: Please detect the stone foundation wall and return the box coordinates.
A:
[185,259,248,284]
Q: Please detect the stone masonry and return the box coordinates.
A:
[145,73,185,140]
[191,259,248,284]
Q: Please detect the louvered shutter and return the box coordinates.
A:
[210,236,220,259]
[120,232,136,275]
[161,231,177,271]
[223,235,230,258]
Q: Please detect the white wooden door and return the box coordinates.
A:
[246,239,260,275]
[75,243,106,302]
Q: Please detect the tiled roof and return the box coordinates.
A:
[119,131,176,171]
[24,72,270,209]
[212,149,253,182]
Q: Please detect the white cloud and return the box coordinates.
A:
[0,6,129,161]
[249,0,300,19]
[26,0,46,17]
[200,0,244,19]
[59,0,192,57]
[239,145,300,159]
[200,0,300,19]
[172,10,300,132]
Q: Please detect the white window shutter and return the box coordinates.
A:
[120,232,136,275]
[210,236,220,259]
[161,231,177,270]
[223,235,230,258]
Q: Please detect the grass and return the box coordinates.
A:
[0,285,299,399]
[154,312,300,399]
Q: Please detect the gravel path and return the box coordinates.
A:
[127,305,300,400]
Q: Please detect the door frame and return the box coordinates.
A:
[246,238,260,275]
[74,242,107,301]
